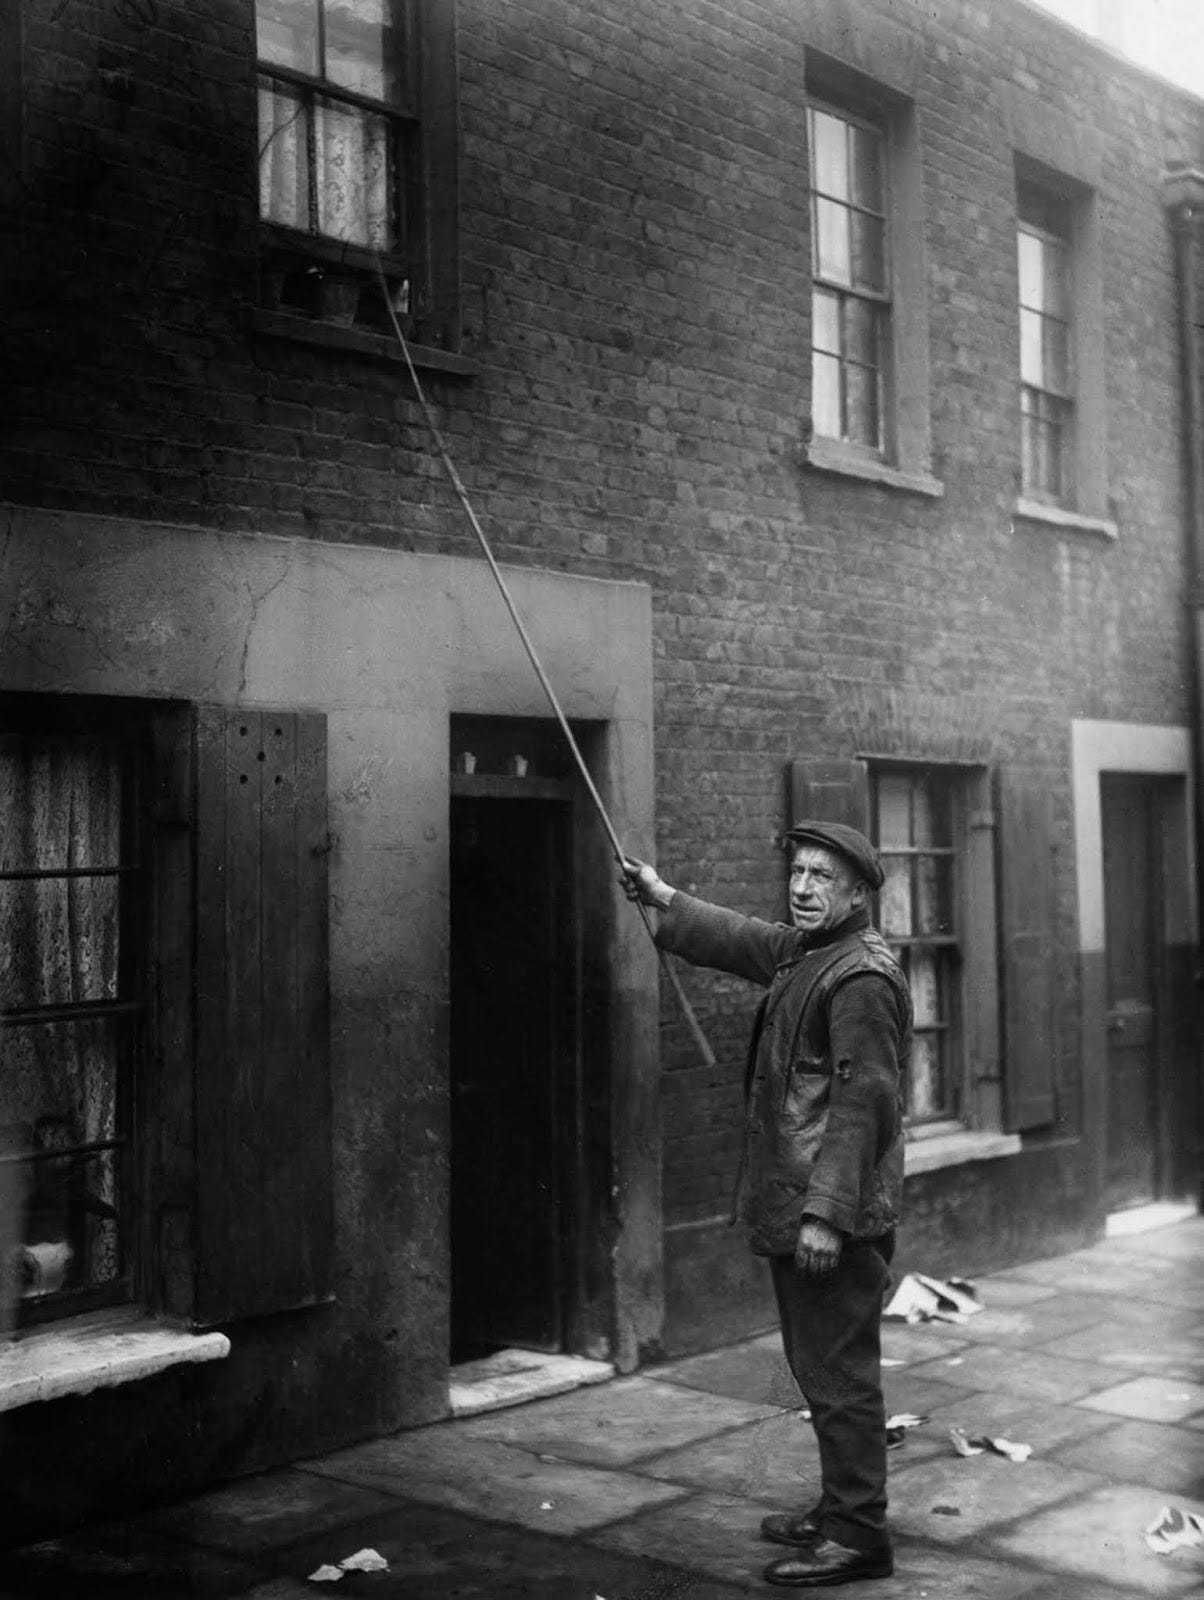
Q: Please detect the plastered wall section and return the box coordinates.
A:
[0,504,659,1425]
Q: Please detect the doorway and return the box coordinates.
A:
[1100,774,1165,1213]
[449,785,578,1361]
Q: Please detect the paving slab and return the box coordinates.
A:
[256,1498,755,1600]
[883,1393,1115,1469]
[1077,1375,1204,1425]
[637,1410,822,1507]
[449,1376,780,1468]
[299,1428,688,1535]
[887,1454,1100,1545]
[1102,1219,1204,1261]
[990,1482,1204,1595]
[589,1489,1045,1598]
[1051,1417,1204,1496]
[1038,1320,1204,1384]
[997,1250,1204,1312]
[652,1333,802,1408]
[903,1342,1119,1406]
[128,1468,401,1558]
[881,1322,970,1366]
[0,1523,260,1598]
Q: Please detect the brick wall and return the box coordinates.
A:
[3,0,1202,1234]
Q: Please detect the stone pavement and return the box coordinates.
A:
[4,1216,1203,1598]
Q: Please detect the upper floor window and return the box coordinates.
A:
[808,102,889,454]
[1018,185,1073,505]
[257,0,416,254]
[871,766,960,1126]
[254,0,462,351]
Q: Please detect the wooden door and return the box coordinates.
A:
[1101,775,1161,1212]
[449,795,575,1359]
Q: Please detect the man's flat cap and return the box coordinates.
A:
[784,820,885,890]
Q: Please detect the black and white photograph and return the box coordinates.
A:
[1,0,1203,1593]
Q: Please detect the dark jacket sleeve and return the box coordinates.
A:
[801,973,904,1234]
[654,891,797,986]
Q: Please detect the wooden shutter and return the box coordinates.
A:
[997,766,1057,1130]
[787,757,870,831]
[194,706,332,1326]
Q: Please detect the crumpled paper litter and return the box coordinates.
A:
[949,1426,1031,1462]
[884,1273,983,1324]
[1145,1506,1204,1555]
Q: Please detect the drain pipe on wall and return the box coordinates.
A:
[1163,166,1204,1207]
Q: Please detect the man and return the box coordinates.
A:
[622,822,911,1589]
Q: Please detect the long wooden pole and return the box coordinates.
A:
[376,265,716,1069]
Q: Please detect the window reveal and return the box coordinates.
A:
[808,104,888,452]
[0,727,143,1321]
[872,768,959,1124]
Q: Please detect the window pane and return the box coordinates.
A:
[813,288,841,355]
[314,98,395,247]
[909,1032,942,1120]
[850,123,883,211]
[810,110,849,199]
[812,351,842,439]
[910,948,941,1027]
[1017,228,1044,309]
[916,855,953,935]
[843,296,878,368]
[324,0,405,103]
[880,857,912,937]
[0,735,122,873]
[877,773,911,847]
[815,197,851,283]
[1042,316,1070,393]
[845,362,879,447]
[0,879,120,1007]
[8,1016,124,1299]
[850,210,885,292]
[259,80,311,232]
[256,0,319,73]
[1020,306,1044,385]
[1042,239,1069,317]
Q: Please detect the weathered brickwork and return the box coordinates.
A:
[4,0,1202,1244]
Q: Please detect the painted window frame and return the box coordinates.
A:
[803,54,938,497]
[1012,155,1107,527]
[254,0,462,352]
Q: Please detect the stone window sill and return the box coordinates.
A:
[904,1128,1021,1176]
[0,1307,230,1413]
[1012,498,1118,540]
[803,440,944,499]
[251,308,478,377]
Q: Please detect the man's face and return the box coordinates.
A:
[788,845,866,933]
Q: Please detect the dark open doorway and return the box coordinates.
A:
[448,720,580,1363]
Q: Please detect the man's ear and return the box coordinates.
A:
[849,876,869,910]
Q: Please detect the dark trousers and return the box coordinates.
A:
[769,1233,895,1554]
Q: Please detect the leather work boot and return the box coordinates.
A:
[763,1537,894,1587]
[759,1507,824,1547]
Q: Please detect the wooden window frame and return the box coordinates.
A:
[1018,189,1075,506]
[807,99,890,457]
[870,764,965,1129]
[1,696,153,1328]
[802,52,938,495]
[255,0,462,353]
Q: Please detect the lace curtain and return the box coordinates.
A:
[258,84,391,248]
[0,735,122,1297]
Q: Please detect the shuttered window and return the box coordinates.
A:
[788,756,1031,1137]
[2,696,333,1330]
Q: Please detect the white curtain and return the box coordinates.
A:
[0,736,122,1296]
[259,82,390,248]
